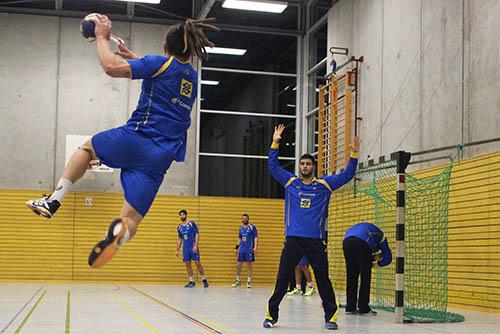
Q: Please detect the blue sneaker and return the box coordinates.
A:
[184,281,196,288]
[202,279,209,288]
[325,321,338,330]
[263,318,277,328]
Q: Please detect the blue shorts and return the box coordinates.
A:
[298,255,309,266]
[238,251,255,263]
[183,249,200,262]
[92,126,175,217]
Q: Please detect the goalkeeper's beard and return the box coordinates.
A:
[300,170,313,178]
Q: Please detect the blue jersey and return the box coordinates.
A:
[239,224,258,253]
[344,222,392,267]
[126,55,198,162]
[177,221,199,251]
[268,146,357,239]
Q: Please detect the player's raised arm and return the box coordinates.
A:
[90,14,132,78]
[322,136,361,191]
[268,124,295,186]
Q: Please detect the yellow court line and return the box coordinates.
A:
[14,290,47,334]
[119,300,158,334]
[0,286,43,334]
[65,290,70,334]
[110,289,158,334]
[129,286,235,334]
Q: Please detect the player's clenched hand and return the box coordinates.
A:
[89,14,112,40]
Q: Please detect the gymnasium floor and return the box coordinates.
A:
[0,283,498,334]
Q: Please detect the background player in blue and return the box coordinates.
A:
[287,255,315,296]
[343,222,392,315]
[176,210,209,288]
[232,214,258,288]
[25,14,219,268]
[263,124,361,331]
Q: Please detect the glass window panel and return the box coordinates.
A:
[201,73,296,115]
[200,114,296,157]
[307,115,319,154]
[315,24,328,66]
[308,23,327,69]
[199,157,295,198]
[308,76,327,113]
[308,0,331,26]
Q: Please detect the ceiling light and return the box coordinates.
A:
[201,80,220,86]
[222,0,288,13]
[207,47,247,56]
[114,0,161,3]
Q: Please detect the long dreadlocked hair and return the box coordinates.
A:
[165,17,219,61]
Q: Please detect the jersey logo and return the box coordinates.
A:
[183,235,188,240]
[242,236,247,242]
[180,79,193,98]
[300,198,311,208]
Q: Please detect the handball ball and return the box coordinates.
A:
[80,13,99,42]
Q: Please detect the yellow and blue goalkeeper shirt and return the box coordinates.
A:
[268,146,358,239]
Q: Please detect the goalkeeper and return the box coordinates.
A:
[264,124,360,330]
[343,222,392,315]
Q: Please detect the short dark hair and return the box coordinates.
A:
[242,213,249,218]
[300,153,316,165]
[179,209,187,215]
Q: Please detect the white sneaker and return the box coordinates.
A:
[26,196,60,218]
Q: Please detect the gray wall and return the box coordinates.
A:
[327,0,500,161]
[0,13,196,195]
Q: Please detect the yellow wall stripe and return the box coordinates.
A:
[0,194,284,285]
